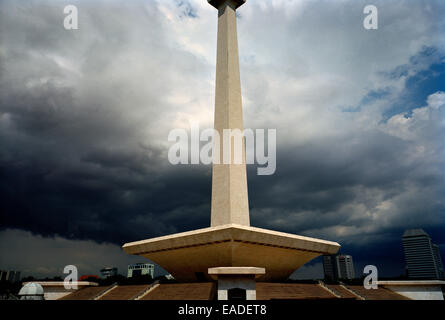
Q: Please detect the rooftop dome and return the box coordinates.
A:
[18,282,44,300]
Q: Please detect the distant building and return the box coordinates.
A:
[14,271,21,283]
[402,229,444,279]
[323,254,355,281]
[79,275,99,281]
[100,267,118,278]
[0,270,21,283]
[336,255,355,280]
[432,244,445,279]
[127,263,154,278]
[322,255,338,281]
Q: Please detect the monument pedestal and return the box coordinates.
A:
[208,267,265,300]
[123,224,340,282]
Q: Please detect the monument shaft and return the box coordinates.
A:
[122,0,341,283]
[211,1,250,227]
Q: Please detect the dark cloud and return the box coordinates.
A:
[0,229,158,278]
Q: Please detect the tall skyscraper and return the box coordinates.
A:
[322,255,338,281]
[323,254,355,281]
[336,255,355,280]
[402,229,444,280]
[432,244,445,279]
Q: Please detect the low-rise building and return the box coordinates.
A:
[127,263,154,279]
[100,267,118,278]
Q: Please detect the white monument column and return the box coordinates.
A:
[209,0,250,227]
[122,0,341,284]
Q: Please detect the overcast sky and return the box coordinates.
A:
[0,0,444,279]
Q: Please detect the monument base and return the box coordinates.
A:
[208,267,265,300]
[122,224,340,282]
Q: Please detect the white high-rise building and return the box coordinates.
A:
[402,229,444,279]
